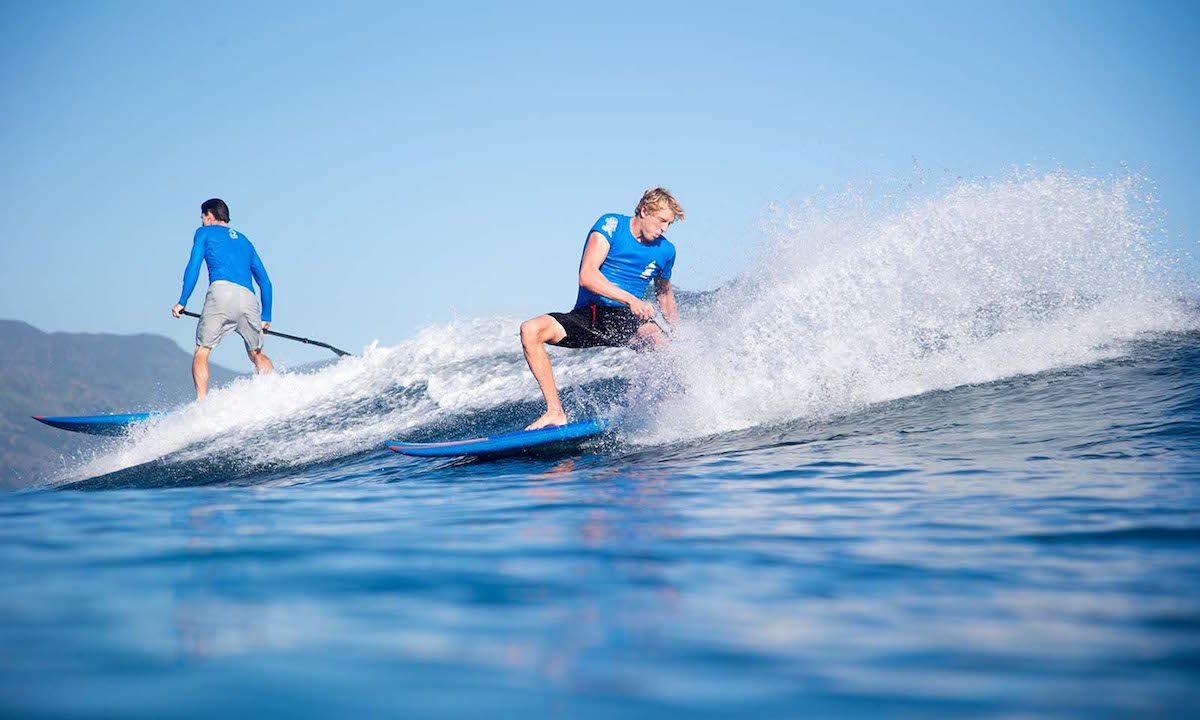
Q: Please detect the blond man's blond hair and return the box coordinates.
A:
[634,187,685,221]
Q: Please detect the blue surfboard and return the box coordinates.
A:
[33,412,162,436]
[388,418,610,458]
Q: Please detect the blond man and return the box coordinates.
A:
[520,187,683,429]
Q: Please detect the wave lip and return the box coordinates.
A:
[648,172,1197,443]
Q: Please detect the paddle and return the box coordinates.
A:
[178,310,351,357]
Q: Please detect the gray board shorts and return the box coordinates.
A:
[196,280,265,353]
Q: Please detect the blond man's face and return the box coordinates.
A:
[640,206,676,241]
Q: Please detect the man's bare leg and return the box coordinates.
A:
[248,349,274,374]
[192,346,211,400]
[520,315,569,430]
[631,322,667,352]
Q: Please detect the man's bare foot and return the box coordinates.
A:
[525,409,567,430]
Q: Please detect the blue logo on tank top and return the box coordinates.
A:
[640,261,658,280]
[229,229,239,239]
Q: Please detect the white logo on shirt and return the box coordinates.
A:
[640,261,658,279]
[601,216,618,238]
[229,229,239,239]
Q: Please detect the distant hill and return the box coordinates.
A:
[0,319,240,489]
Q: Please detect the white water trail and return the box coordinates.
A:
[64,319,628,481]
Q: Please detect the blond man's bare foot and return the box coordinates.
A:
[525,409,567,430]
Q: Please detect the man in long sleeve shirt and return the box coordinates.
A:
[171,198,274,400]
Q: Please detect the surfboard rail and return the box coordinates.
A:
[389,418,609,458]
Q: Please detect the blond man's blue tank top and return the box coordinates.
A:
[574,214,675,309]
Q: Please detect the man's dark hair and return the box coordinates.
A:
[201,198,231,223]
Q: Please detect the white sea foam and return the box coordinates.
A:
[65,173,1196,481]
[645,172,1195,442]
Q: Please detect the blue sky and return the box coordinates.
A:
[1,1,1197,368]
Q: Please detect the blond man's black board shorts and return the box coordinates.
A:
[548,303,647,349]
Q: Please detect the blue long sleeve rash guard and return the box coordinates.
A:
[177,225,273,322]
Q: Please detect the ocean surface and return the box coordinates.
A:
[3,174,1199,717]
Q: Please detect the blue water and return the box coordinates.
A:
[3,175,1199,717]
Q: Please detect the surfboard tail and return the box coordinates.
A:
[33,412,160,435]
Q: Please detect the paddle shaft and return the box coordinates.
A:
[653,311,675,338]
[179,310,351,357]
